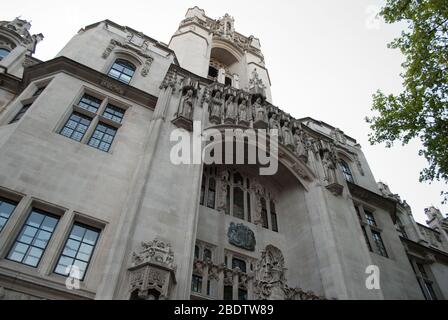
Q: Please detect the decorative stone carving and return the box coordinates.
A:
[129,239,176,300]
[331,128,347,145]
[238,98,250,126]
[293,129,308,163]
[251,179,265,226]
[281,120,294,150]
[253,97,267,129]
[102,39,118,59]
[209,91,224,124]
[172,78,198,131]
[425,206,444,222]
[141,57,154,77]
[254,245,325,300]
[217,169,230,213]
[320,144,343,196]
[269,113,281,132]
[248,69,266,96]
[227,222,256,251]
[224,95,237,124]
[99,79,125,95]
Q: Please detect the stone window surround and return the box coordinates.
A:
[56,86,130,154]
[408,256,443,300]
[1,78,53,126]
[191,244,255,300]
[200,166,281,232]
[0,187,106,296]
[194,240,215,264]
[103,50,143,87]
[354,202,390,259]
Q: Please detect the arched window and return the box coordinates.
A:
[340,160,354,183]
[108,59,136,84]
[270,201,278,232]
[207,178,216,209]
[203,248,212,262]
[0,48,10,61]
[261,198,269,229]
[233,187,244,219]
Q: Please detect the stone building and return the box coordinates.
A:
[0,7,447,300]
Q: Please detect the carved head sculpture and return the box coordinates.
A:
[185,88,194,98]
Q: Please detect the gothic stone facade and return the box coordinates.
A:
[0,8,447,300]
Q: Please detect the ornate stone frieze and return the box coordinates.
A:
[129,239,176,300]
[227,222,256,251]
[172,77,199,131]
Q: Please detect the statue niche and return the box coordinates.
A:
[253,96,268,129]
[238,98,250,126]
[172,80,198,131]
[224,94,237,124]
[209,90,224,125]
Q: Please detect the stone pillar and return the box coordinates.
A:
[218,266,225,299]
[201,264,209,295]
[232,271,239,300]
[218,68,226,84]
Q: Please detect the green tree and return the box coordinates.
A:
[366,0,448,202]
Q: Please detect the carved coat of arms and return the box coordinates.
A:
[227,222,256,251]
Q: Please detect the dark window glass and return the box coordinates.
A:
[225,77,232,87]
[232,258,246,273]
[417,263,428,278]
[7,209,59,267]
[223,285,233,300]
[208,66,218,78]
[261,198,268,229]
[108,59,135,84]
[0,48,10,60]
[78,94,102,113]
[233,187,244,220]
[0,198,18,233]
[194,245,200,259]
[33,87,46,97]
[191,275,202,293]
[247,193,251,223]
[340,160,354,183]
[238,289,247,300]
[270,201,278,232]
[54,223,100,281]
[361,226,373,252]
[60,112,92,142]
[365,211,377,226]
[225,185,231,215]
[372,230,388,257]
[88,123,117,152]
[207,178,216,209]
[203,248,212,262]
[9,104,31,124]
[424,280,438,300]
[103,104,125,123]
[200,175,206,206]
[234,172,243,185]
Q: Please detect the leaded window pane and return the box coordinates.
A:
[7,209,59,267]
[60,112,92,142]
[54,223,100,280]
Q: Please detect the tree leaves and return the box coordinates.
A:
[366,0,448,202]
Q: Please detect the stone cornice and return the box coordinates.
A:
[347,182,397,223]
[402,237,448,262]
[0,71,21,94]
[21,56,158,109]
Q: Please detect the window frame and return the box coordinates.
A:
[340,159,355,183]
[0,48,11,61]
[53,222,101,281]
[107,59,136,84]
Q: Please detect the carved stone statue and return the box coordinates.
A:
[224,95,237,123]
[209,91,224,124]
[281,120,294,150]
[321,149,337,185]
[177,89,194,119]
[217,169,230,213]
[294,130,308,162]
[253,97,267,128]
[269,113,281,132]
[238,99,250,125]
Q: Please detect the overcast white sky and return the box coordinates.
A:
[3,0,447,224]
